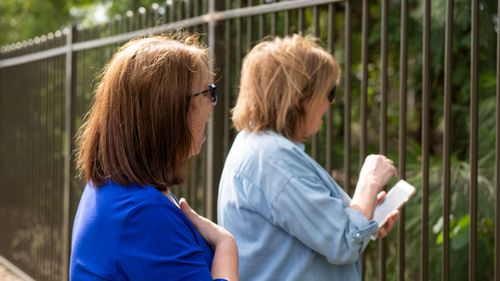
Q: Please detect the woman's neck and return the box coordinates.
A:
[162,190,180,208]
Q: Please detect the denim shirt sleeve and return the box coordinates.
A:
[269,176,378,265]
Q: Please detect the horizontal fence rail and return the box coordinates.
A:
[0,0,498,280]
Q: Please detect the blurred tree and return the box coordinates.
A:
[0,0,160,47]
[1,0,70,46]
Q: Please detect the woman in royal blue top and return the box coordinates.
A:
[218,34,399,280]
[70,35,238,281]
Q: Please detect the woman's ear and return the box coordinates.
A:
[301,98,312,111]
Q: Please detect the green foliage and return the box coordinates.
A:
[0,0,162,47]
[0,0,73,46]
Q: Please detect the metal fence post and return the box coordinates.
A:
[470,0,479,279]
[62,24,76,281]
[206,0,225,221]
[421,1,431,280]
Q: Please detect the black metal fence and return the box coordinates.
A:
[0,0,498,280]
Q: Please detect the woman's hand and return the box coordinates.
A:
[350,155,397,220]
[179,198,239,281]
[357,155,397,191]
[373,191,400,239]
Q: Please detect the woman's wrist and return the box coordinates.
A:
[350,188,379,220]
[211,235,238,281]
[356,178,382,193]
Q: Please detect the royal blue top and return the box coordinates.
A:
[218,130,379,281]
[70,181,225,281]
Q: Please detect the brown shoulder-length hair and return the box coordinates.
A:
[76,35,209,190]
[232,34,340,141]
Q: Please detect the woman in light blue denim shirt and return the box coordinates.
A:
[218,34,399,281]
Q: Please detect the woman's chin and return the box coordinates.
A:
[188,146,201,158]
[188,139,207,158]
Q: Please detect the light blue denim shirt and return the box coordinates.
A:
[218,130,379,281]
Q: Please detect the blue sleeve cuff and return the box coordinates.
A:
[345,207,379,249]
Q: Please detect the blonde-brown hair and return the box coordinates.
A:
[76,35,209,190]
[232,34,340,141]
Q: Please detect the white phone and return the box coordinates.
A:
[373,179,416,227]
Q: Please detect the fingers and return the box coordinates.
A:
[376,191,387,205]
[384,211,399,231]
[389,210,400,221]
[359,154,398,186]
[179,198,201,224]
[379,155,397,177]
[389,163,397,177]
[377,228,388,239]
[377,210,400,239]
[180,198,218,246]
[179,197,190,213]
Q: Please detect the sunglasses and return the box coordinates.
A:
[190,84,217,104]
[327,85,336,103]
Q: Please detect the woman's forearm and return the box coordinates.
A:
[211,236,239,281]
[349,180,379,220]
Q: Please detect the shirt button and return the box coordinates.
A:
[355,232,361,238]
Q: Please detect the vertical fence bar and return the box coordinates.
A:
[46,36,54,279]
[22,51,29,273]
[179,0,184,21]
[206,0,225,221]
[62,25,75,281]
[344,0,352,193]
[19,53,25,276]
[421,0,431,280]
[193,0,199,17]
[360,0,368,166]
[55,40,63,279]
[380,0,388,156]
[25,56,35,275]
[149,4,158,27]
[235,4,242,123]
[185,0,191,19]
[270,11,276,36]
[56,37,64,279]
[235,2,242,116]
[326,3,335,174]
[45,45,52,278]
[259,0,264,38]
[298,8,304,33]
[496,0,500,277]
[311,5,320,160]
[26,43,36,278]
[443,0,453,279]
[126,11,134,31]
[168,1,174,23]
[113,16,121,37]
[398,0,408,280]
[1,60,4,261]
[378,0,388,280]
[247,6,253,49]
[200,1,211,210]
[284,9,290,35]
[223,0,231,157]
[33,37,47,280]
[35,44,43,278]
[1,64,5,261]
[34,41,42,279]
[470,0,478,280]
[0,66,2,256]
[139,7,146,29]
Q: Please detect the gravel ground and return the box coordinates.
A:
[0,263,25,281]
